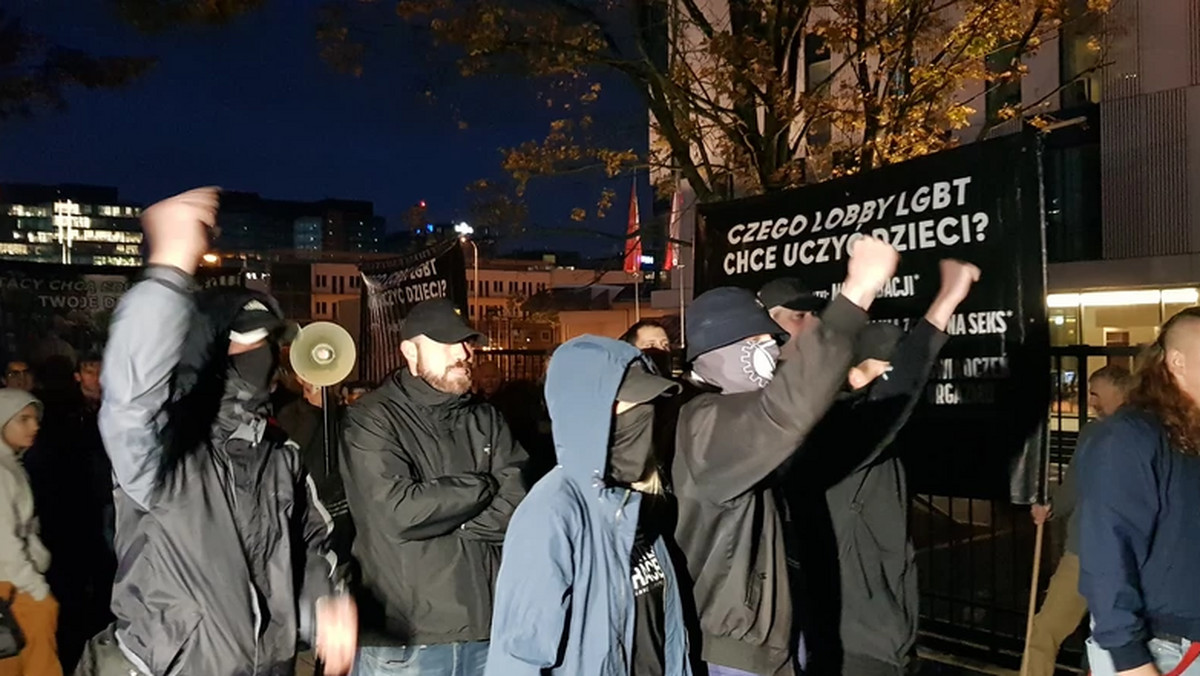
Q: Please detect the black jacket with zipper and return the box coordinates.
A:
[786,319,947,674]
[339,369,527,646]
[93,268,338,676]
[671,295,868,676]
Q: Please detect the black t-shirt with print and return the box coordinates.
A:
[630,496,667,676]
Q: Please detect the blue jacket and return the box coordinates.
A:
[1077,408,1200,671]
[485,336,693,676]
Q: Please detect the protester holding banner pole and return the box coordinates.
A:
[783,259,979,676]
[76,187,357,676]
[670,236,899,676]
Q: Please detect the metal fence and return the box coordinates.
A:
[914,345,1141,673]
[476,349,551,383]
[477,345,1146,673]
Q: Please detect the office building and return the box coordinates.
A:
[0,184,143,266]
[652,0,1200,352]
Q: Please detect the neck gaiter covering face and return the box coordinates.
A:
[692,337,780,394]
[608,403,656,485]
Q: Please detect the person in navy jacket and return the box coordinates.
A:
[485,336,692,676]
[1077,307,1200,676]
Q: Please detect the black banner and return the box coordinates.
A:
[359,241,469,385]
[695,133,1049,502]
[0,261,244,383]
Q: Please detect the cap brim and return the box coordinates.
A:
[424,325,489,347]
[686,314,786,361]
[781,296,828,312]
[617,366,682,405]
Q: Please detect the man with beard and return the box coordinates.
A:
[340,298,527,676]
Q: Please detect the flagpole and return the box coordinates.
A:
[674,171,685,351]
[635,273,642,322]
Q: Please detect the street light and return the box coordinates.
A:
[457,223,481,344]
[202,253,220,265]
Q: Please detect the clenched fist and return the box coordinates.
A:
[142,186,220,275]
[938,259,981,306]
[840,236,900,310]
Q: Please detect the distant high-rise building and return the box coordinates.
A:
[216,192,387,254]
[0,183,143,266]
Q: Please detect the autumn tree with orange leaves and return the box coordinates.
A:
[364,0,1112,212]
[114,0,1113,224]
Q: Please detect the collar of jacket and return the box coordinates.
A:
[394,368,469,414]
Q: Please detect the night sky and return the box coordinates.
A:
[0,0,648,257]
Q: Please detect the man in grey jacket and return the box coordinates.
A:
[76,187,357,676]
[1025,364,1131,676]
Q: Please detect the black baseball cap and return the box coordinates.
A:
[854,322,904,363]
[617,362,681,405]
[229,296,296,346]
[400,298,487,345]
[685,287,784,361]
[758,278,827,313]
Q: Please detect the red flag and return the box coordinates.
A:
[623,182,642,274]
[664,187,682,271]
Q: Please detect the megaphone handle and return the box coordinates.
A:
[321,386,335,478]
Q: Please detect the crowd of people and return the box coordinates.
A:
[1,185,1197,676]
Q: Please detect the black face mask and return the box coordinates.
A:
[229,343,277,395]
[642,348,673,377]
[608,403,655,485]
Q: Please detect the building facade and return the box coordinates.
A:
[652,0,1200,352]
[217,192,386,255]
[0,184,143,266]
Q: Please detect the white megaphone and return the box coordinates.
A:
[289,321,357,388]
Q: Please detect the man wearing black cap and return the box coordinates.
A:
[340,298,527,676]
[788,259,979,676]
[78,187,357,676]
[670,236,898,676]
[757,277,828,339]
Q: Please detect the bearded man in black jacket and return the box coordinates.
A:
[340,298,527,676]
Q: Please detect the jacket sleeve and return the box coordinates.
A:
[98,266,195,511]
[0,470,51,600]
[459,413,528,543]
[1050,425,1092,521]
[840,319,948,471]
[484,493,575,675]
[1077,420,1156,671]
[340,407,498,541]
[294,461,339,647]
[680,294,868,504]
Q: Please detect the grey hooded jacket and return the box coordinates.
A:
[96,266,337,676]
[0,389,50,600]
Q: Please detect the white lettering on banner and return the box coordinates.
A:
[403,279,449,304]
[718,175,990,271]
[945,310,1013,336]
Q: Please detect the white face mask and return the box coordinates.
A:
[693,337,781,394]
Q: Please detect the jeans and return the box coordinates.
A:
[1086,637,1200,676]
[353,642,488,676]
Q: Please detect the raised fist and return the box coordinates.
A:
[938,259,981,305]
[840,237,899,310]
[142,187,220,275]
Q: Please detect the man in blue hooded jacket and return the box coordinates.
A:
[486,336,692,676]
